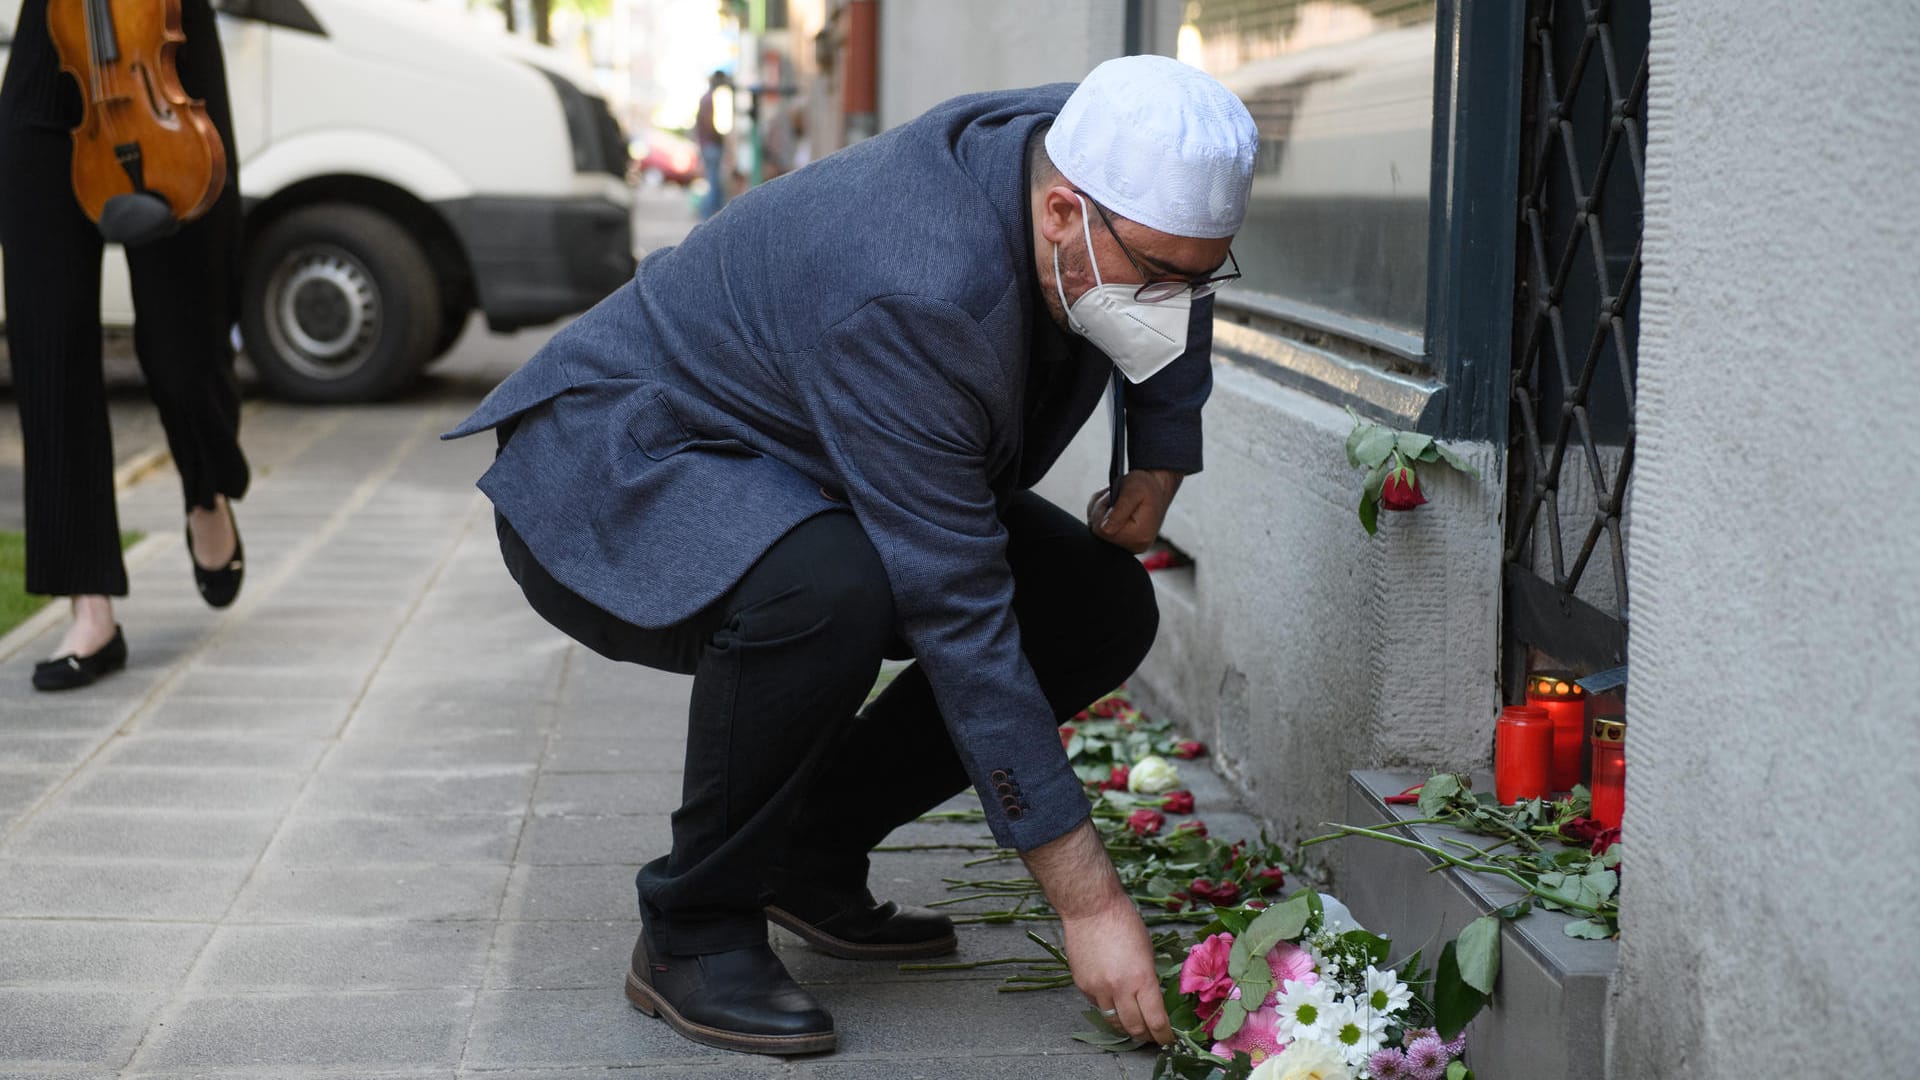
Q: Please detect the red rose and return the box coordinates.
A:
[1058,725,1076,749]
[1175,819,1209,838]
[1380,466,1428,511]
[1173,740,1207,760]
[1127,808,1166,836]
[1559,816,1606,846]
[1161,789,1195,814]
[1089,697,1130,718]
[1164,890,1190,913]
[1246,899,1267,910]
[1189,878,1241,906]
[1590,827,1621,855]
[1255,867,1286,893]
[1140,550,1176,572]
[1100,765,1130,791]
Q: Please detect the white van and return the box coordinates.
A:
[0,0,635,402]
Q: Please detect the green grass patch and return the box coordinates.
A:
[0,530,143,639]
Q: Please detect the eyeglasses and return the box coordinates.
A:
[1073,191,1241,303]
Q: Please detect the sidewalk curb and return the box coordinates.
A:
[0,447,176,664]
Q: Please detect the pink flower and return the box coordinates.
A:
[1127,808,1166,836]
[1209,1005,1286,1066]
[1178,932,1237,1004]
[1266,941,1316,992]
[1161,789,1195,814]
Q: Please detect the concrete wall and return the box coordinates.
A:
[1609,1,1920,1074]
[1033,365,1504,849]
[875,0,1189,126]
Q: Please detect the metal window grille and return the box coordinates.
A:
[1502,0,1649,689]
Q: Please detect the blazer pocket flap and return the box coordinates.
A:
[626,394,693,460]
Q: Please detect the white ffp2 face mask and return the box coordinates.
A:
[1052,193,1192,384]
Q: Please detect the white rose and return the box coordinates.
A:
[1127,754,1181,794]
[1248,1039,1354,1080]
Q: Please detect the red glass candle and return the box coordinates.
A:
[1526,672,1589,792]
[1494,704,1552,805]
[1589,716,1626,829]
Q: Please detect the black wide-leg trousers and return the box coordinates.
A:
[0,0,249,597]
[497,490,1160,956]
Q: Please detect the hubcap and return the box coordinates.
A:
[264,247,381,381]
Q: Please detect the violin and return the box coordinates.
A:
[45,0,227,245]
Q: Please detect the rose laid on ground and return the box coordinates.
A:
[1256,867,1287,893]
[1173,739,1208,759]
[1127,808,1166,836]
[1161,789,1195,814]
[1099,764,1130,791]
[1128,754,1181,793]
[1380,466,1428,511]
[1176,819,1209,838]
[1058,725,1076,749]
[1189,878,1241,906]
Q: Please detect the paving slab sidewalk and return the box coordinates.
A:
[0,191,1253,1080]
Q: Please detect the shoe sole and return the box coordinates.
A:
[624,969,837,1056]
[764,904,960,961]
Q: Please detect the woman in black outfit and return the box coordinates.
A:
[1,0,250,690]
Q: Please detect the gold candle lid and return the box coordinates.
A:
[1591,715,1626,743]
[1527,672,1586,700]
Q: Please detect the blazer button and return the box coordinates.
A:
[1004,806,1024,821]
[990,769,1009,783]
[995,783,1013,796]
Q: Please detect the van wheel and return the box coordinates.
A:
[241,204,441,403]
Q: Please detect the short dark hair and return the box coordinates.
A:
[1027,122,1060,188]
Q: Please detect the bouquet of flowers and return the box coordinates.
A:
[1076,889,1493,1080]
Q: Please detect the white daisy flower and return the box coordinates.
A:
[1360,965,1412,1016]
[1275,976,1336,1041]
[1321,998,1388,1066]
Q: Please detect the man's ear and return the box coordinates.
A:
[1037,185,1081,247]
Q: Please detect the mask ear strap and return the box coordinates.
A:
[1072,192,1104,288]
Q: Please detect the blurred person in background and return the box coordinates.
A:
[447,56,1254,1056]
[694,69,731,219]
[0,0,249,692]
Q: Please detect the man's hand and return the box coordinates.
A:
[1087,469,1182,554]
[1021,820,1174,1045]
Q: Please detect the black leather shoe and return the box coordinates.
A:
[187,502,244,609]
[766,888,958,961]
[32,626,128,691]
[624,934,836,1056]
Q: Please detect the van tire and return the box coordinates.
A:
[241,204,441,403]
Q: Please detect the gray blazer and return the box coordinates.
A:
[445,86,1213,850]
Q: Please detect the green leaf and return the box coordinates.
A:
[1242,890,1314,951]
[1563,918,1615,940]
[1432,941,1489,1040]
[1453,916,1501,995]
[1432,441,1481,478]
[1358,490,1380,536]
[1363,457,1393,501]
[1417,773,1463,816]
[1345,411,1373,468]
[1353,423,1397,469]
[1064,735,1085,759]
[1213,908,1251,935]
[1341,929,1392,967]
[1447,1062,1472,1080]
[1212,996,1248,1040]
[1583,867,1619,904]
[1493,899,1533,920]
[1395,432,1434,460]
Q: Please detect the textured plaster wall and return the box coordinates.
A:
[1611,1,1920,1074]
[876,0,1123,127]
[1035,364,1503,853]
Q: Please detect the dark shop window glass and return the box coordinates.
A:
[1179,0,1437,334]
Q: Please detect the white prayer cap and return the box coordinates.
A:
[1045,55,1258,240]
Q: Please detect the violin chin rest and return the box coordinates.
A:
[98,193,181,247]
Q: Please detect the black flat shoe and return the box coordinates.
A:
[187,502,244,609]
[766,887,958,960]
[624,934,836,1056]
[32,626,128,691]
